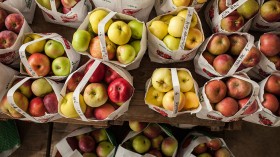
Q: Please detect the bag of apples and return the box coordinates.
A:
[116,123,178,157]
[52,127,116,157]
[35,0,92,28]
[147,7,204,63]
[196,73,260,122]
[72,8,147,70]
[194,32,261,79]
[19,33,80,81]
[243,72,280,126]
[1,0,36,24]
[204,0,259,33]
[145,68,201,117]
[0,63,18,101]
[0,76,63,123]
[92,0,155,22]
[178,132,234,157]
[58,59,134,122]
[0,3,32,67]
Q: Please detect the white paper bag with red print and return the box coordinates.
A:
[0,63,18,101]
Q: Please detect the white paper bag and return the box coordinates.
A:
[0,63,18,101]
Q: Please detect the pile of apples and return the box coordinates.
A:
[36,0,81,14]
[217,0,259,32]
[146,68,199,112]
[56,129,114,157]
[22,33,71,77]
[204,74,258,117]
[260,0,280,23]
[149,8,203,51]
[203,33,261,75]
[0,78,58,118]
[0,8,24,49]
[72,9,143,65]
[259,33,280,70]
[126,122,178,156]
[60,60,134,120]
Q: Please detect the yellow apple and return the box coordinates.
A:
[23,34,46,54]
[189,86,195,92]
[185,28,203,50]
[177,70,194,92]
[149,21,168,40]
[184,92,199,110]
[151,68,173,92]
[197,0,207,3]
[60,92,86,118]
[160,15,175,24]
[145,86,165,107]
[108,21,132,45]
[173,0,191,7]
[89,10,113,34]
[163,35,180,50]
[177,10,198,28]
[162,90,185,111]
[168,16,185,37]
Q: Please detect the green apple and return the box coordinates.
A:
[60,92,86,118]
[132,135,151,154]
[37,0,61,10]
[31,78,53,97]
[129,40,141,55]
[168,16,185,37]
[116,44,136,64]
[161,137,178,156]
[96,141,114,157]
[128,20,143,39]
[89,10,113,34]
[44,40,65,59]
[0,93,28,118]
[83,83,108,107]
[149,20,168,40]
[52,57,71,76]
[145,86,164,107]
[163,35,180,50]
[151,68,173,92]
[72,30,91,52]
[237,0,259,19]
[91,129,108,143]
[23,34,46,54]
[108,21,132,45]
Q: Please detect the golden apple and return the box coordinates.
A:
[160,15,175,24]
[184,92,199,110]
[149,21,168,40]
[177,70,194,92]
[168,16,185,37]
[89,10,113,34]
[185,28,203,50]
[60,92,86,118]
[177,9,198,28]
[145,87,165,107]
[173,0,191,7]
[23,34,46,54]
[162,90,185,111]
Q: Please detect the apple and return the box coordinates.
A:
[91,129,108,143]
[84,106,94,118]
[168,16,185,37]
[205,80,227,103]
[226,77,252,99]
[151,135,164,150]
[262,93,279,113]
[83,153,97,157]
[177,70,194,92]
[161,137,178,157]
[129,121,147,132]
[116,44,136,64]
[84,60,106,83]
[18,80,33,98]
[260,1,280,22]
[52,57,71,76]
[0,9,7,30]
[145,86,164,107]
[60,92,86,118]
[213,54,234,75]
[218,0,237,13]
[130,40,141,55]
[62,7,71,14]
[177,9,198,28]
[132,135,151,154]
[151,68,172,92]
[27,53,51,77]
[23,34,46,54]
[185,28,203,50]
[160,15,174,24]
[207,34,230,55]
[206,138,222,151]
[221,14,244,32]
[128,20,143,40]
[104,67,121,84]
[197,153,212,157]
[202,51,215,65]
[238,97,258,115]
[29,97,47,117]
[89,10,113,34]
[268,56,280,70]
[79,135,95,153]
[193,143,207,154]
[67,72,84,92]
[43,93,58,113]
[66,137,79,151]
[162,90,186,111]
[93,103,116,120]
[149,20,168,40]
[107,78,133,104]
[143,124,162,139]
[260,33,280,57]
[31,78,53,97]
[215,97,239,117]
[44,39,65,59]
[61,0,80,9]
[0,30,17,49]
[148,149,162,157]
[228,34,247,56]
[173,0,190,6]
[163,34,180,50]
[37,0,61,10]
[215,148,231,157]
[184,92,199,110]
[265,75,280,96]
[96,141,114,157]
[237,0,259,19]
[83,83,108,107]
[72,30,91,52]
[108,21,131,45]
[89,36,116,60]
[242,47,261,68]
[5,13,24,33]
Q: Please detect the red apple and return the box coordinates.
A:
[104,67,121,84]
[206,138,222,151]
[148,149,162,157]
[207,34,230,55]
[29,97,47,117]
[79,135,96,153]
[215,147,231,157]
[218,0,237,13]
[238,97,259,115]
[265,75,280,96]
[242,47,261,68]
[93,103,115,120]
[89,36,116,60]
[27,53,51,77]
[262,93,279,113]
[62,7,71,14]
[67,72,84,92]
[260,1,280,22]
[0,30,17,49]
[213,54,234,75]
[202,51,216,65]
[221,14,244,32]
[268,55,280,70]
[66,137,79,150]
[43,93,58,113]
[226,77,252,99]
[0,8,8,30]
[84,106,94,118]
[5,13,24,33]
[215,97,239,117]
[143,123,162,139]
[260,33,280,57]
[61,0,80,9]
[84,60,106,83]
[107,78,133,104]
[205,80,227,103]
[228,34,247,56]
[193,143,207,154]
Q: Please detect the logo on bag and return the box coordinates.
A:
[202,68,215,77]
[62,38,71,49]
[258,114,273,126]
[207,114,222,120]
[154,107,168,117]
[43,11,56,20]
[0,51,17,65]
[122,9,142,16]
[61,14,78,22]
[157,50,171,59]
[180,54,189,61]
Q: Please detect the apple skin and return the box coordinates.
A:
[128,20,143,39]
[145,86,164,107]
[83,83,108,107]
[149,20,168,40]
[61,0,80,9]
[116,44,136,64]
[18,80,33,98]
[143,124,162,139]
[84,106,94,118]
[89,36,116,60]
[161,137,178,157]
[72,30,91,52]
[0,9,8,30]
[23,34,46,54]
[261,1,280,22]
[79,135,96,153]
[104,67,121,84]
[60,92,86,118]
[67,72,84,92]
[52,57,71,76]
[160,15,174,25]
[213,54,234,75]
[221,14,244,32]
[207,34,230,55]
[5,13,24,33]
[27,53,51,77]
[151,68,172,92]
[193,143,207,154]
[206,138,222,151]
[237,0,259,20]
[29,97,48,117]
[268,56,280,70]
[84,60,106,83]
[242,47,261,68]
[197,153,212,157]
[215,97,239,117]
[265,75,280,96]
[228,34,247,56]
[262,93,279,113]
[107,78,133,104]
[132,135,151,154]
[163,34,180,50]
[218,0,237,13]
[43,92,58,113]
[91,129,108,143]
[44,39,65,59]
[93,103,116,120]
[172,0,191,7]
[202,51,216,65]
[177,9,198,28]
[108,21,131,45]
[226,77,252,99]
[89,10,113,34]
[96,141,114,157]
[238,97,258,115]
[162,90,186,111]
[151,135,164,150]
[130,40,141,55]
[205,80,227,103]
[31,78,53,97]
[184,92,200,110]
[37,0,61,10]
[129,121,147,132]
[215,148,231,157]
[148,149,162,157]
[177,70,194,92]
[260,33,280,57]
[168,16,185,38]
[185,28,204,50]
[0,30,17,49]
